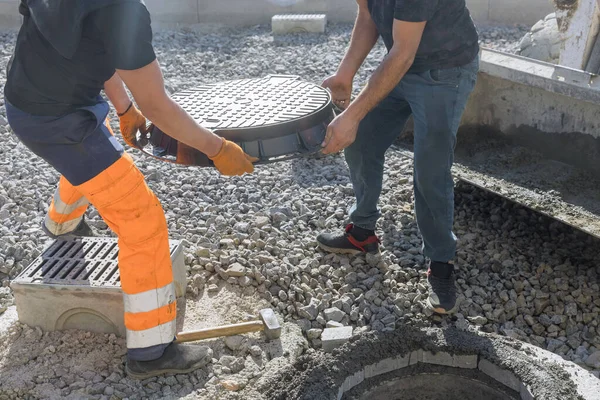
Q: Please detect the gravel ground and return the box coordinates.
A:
[1,22,599,399]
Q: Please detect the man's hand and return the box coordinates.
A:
[322,74,352,110]
[208,137,259,176]
[321,111,361,154]
[118,103,148,148]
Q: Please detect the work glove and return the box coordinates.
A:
[118,102,148,148]
[208,137,258,176]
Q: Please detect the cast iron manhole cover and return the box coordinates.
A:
[13,237,180,288]
[135,74,335,165]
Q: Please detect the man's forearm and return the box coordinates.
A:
[139,94,223,158]
[336,4,380,81]
[345,48,414,121]
[104,73,132,115]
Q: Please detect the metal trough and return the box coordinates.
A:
[397,47,600,239]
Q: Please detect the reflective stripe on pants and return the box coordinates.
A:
[44,175,90,236]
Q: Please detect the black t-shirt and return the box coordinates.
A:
[4,3,156,116]
[367,0,479,73]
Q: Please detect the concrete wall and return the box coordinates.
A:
[0,0,556,30]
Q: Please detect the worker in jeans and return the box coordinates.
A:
[317,0,480,314]
[4,0,255,379]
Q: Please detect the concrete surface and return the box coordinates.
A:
[10,238,187,337]
[348,372,517,400]
[272,14,327,34]
[0,0,555,30]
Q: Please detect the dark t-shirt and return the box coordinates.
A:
[367,0,479,72]
[4,3,156,116]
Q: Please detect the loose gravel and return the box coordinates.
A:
[0,21,598,400]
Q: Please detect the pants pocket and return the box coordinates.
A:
[427,67,462,87]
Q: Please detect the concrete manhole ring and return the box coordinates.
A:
[259,325,600,400]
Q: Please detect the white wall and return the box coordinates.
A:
[0,0,556,30]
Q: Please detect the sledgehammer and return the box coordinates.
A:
[173,308,281,343]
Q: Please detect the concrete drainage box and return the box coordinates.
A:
[10,237,186,337]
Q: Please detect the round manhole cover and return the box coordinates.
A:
[136,74,334,166]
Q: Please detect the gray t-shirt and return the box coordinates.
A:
[367,0,479,73]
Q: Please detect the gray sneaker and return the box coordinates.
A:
[126,343,213,380]
[426,261,458,314]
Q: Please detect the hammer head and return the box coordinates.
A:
[259,308,281,340]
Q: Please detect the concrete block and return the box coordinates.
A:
[364,355,410,378]
[272,14,326,34]
[341,369,364,393]
[321,326,352,352]
[409,349,423,365]
[422,351,454,367]
[453,354,478,369]
[10,237,186,338]
[520,382,535,400]
[478,358,521,392]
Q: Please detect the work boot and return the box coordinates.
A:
[316,224,380,255]
[41,215,95,240]
[426,261,458,314]
[126,343,213,380]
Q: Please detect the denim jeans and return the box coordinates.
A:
[345,55,479,262]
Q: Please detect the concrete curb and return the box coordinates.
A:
[0,0,555,30]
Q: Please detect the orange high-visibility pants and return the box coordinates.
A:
[76,151,176,357]
[6,99,175,361]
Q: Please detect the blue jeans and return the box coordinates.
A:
[345,56,479,262]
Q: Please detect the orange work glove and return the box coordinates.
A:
[118,102,147,148]
[208,137,258,176]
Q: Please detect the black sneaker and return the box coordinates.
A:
[426,261,458,314]
[126,343,213,380]
[316,224,380,255]
[42,215,95,240]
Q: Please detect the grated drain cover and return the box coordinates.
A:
[14,237,179,288]
[133,74,335,166]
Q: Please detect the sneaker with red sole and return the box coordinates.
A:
[316,224,381,255]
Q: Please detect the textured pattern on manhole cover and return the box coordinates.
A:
[14,238,179,287]
[171,75,330,131]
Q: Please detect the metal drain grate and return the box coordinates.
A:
[15,237,179,287]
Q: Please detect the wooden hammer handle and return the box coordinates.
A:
[174,320,264,343]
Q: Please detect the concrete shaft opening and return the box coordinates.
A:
[344,365,519,400]
[259,326,600,400]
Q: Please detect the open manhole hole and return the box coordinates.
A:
[135,74,335,166]
[261,326,600,400]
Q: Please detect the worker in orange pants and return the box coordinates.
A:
[4,0,256,379]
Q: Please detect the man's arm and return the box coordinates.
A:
[336,0,380,83]
[103,72,132,115]
[344,19,426,121]
[116,61,223,158]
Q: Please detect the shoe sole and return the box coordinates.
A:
[426,298,458,315]
[125,361,207,380]
[316,242,380,256]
